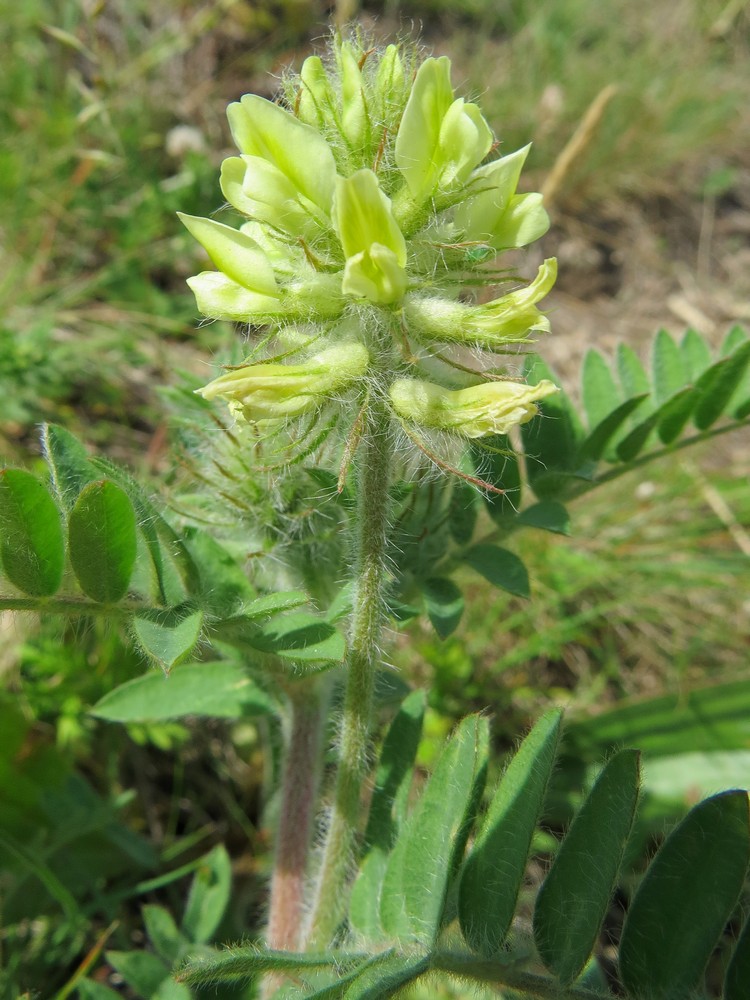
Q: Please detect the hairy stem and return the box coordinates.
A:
[305,394,394,946]
[267,682,326,952]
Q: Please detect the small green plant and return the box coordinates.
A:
[1,32,749,1000]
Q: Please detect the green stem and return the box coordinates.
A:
[432,952,609,1000]
[305,394,394,947]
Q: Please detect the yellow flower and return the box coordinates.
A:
[197,343,370,423]
[389,377,559,438]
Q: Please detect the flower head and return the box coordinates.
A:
[182,36,559,454]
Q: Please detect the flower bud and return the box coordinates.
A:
[395,57,493,204]
[455,145,550,249]
[389,377,559,438]
[223,95,337,236]
[334,169,408,305]
[197,343,370,423]
[404,259,557,347]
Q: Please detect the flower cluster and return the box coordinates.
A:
[183,37,557,445]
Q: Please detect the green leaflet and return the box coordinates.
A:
[680,327,712,379]
[464,544,530,598]
[619,789,750,1000]
[133,606,204,673]
[692,339,750,429]
[422,576,464,638]
[350,691,425,940]
[651,329,687,405]
[142,904,189,965]
[105,951,173,998]
[459,709,562,956]
[182,844,233,944]
[0,468,64,597]
[533,749,640,984]
[380,714,489,944]
[90,661,277,722]
[177,948,364,986]
[582,348,621,429]
[41,423,99,510]
[515,500,571,535]
[68,480,137,603]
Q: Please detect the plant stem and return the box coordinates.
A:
[305,394,394,947]
[267,681,326,952]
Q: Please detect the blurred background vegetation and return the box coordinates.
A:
[1,0,749,996]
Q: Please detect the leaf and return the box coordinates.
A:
[464,544,530,598]
[105,950,171,997]
[655,385,695,443]
[133,606,204,673]
[177,948,361,986]
[725,912,750,1000]
[68,480,137,603]
[577,394,648,462]
[364,691,426,853]
[616,343,650,398]
[515,500,571,535]
[522,356,586,495]
[91,456,189,606]
[380,714,489,944]
[240,591,309,619]
[692,340,750,430]
[183,526,254,616]
[422,577,464,639]
[619,790,750,1000]
[448,479,478,544]
[350,692,426,939]
[651,328,686,405]
[615,411,660,461]
[90,661,277,722]
[533,749,640,984]
[41,423,98,510]
[582,349,621,430]
[680,328,712,379]
[252,612,346,663]
[182,844,232,944]
[143,904,189,965]
[459,709,563,956]
[0,468,64,597]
